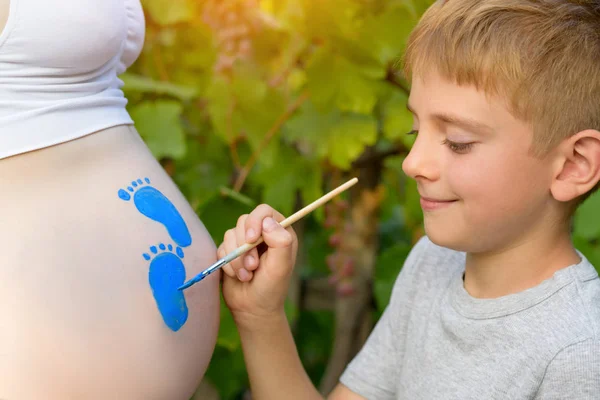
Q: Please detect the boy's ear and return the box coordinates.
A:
[551,129,600,202]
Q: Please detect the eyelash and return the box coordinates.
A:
[441,139,474,154]
[406,130,474,154]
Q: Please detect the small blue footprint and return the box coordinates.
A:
[118,178,192,247]
[144,243,188,332]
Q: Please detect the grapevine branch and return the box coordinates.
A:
[232,91,310,192]
[227,99,242,169]
[351,142,410,168]
[152,45,170,81]
[385,67,410,95]
[144,18,170,82]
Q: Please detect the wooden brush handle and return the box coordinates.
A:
[232,177,358,256]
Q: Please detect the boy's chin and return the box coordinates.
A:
[423,221,472,253]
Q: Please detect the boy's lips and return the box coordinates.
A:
[419,196,457,211]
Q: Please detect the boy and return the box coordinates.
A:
[216,0,600,398]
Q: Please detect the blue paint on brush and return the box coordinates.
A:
[117,177,192,247]
[144,244,188,332]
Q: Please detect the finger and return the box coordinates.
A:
[244,204,283,244]
[234,214,253,282]
[227,218,247,275]
[216,245,226,283]
[219,245,235,279]
[220,229,237,278]
[260,216,296,279]
[243,248,260,271]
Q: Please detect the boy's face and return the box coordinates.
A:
[402,71,558,253]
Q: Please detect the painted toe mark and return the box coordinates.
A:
[118,189,131,201]
[146,244,188,332]
[117,177,192,247]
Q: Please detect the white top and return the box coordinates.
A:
[0,0,145,160]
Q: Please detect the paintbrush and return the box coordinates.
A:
[178,177,359,291]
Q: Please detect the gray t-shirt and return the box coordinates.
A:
[340,236,600,399]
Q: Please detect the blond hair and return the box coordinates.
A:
[402,0,600,206]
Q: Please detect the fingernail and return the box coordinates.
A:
[247,228,256,241]
[245,255,254,268]
[238,268,249,281]
[263,217,277,232]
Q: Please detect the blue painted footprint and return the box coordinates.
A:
[118,178,192,247]
[144,243,188,332]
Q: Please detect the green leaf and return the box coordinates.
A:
[301,0,363,41]
[328,114,378,169]
[284,101,339,145]
[284,298,299,325]
[172,133,232,209]
[284,102,377,170]
[205,65,286,167]
[197,195,254,244]
[574,192,600,239]
[230,65,287,167]
[142,0,193,26]
[396,165,423,229]
[306,47,379,114]
[251,144,323,217]
[121,73,198,100]
[374,242,411,312]
[359,5,419,65]
[573,235,600,274]
[302,220,334,277]
[295,309,335,384]
[205,345,248,399]
[215,295,240,351]
[218,186,257,208]
[205,76,236,144]
[411,0,437,15]
[129,100,187,159]
[382,89,414,141]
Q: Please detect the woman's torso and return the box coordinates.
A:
[0,1,7,34]
[0,124,221,399]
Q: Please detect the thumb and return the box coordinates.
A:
[260,217,294,277]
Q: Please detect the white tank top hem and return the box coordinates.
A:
[0,0,145,160]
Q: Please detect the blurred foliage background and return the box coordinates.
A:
[124,0,600,398]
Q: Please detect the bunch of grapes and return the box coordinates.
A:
[201,0,264,74]
[324,198,356,297]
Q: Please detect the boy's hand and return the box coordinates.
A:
[219,204,298,330]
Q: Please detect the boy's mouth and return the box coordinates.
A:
[419,196,457,211]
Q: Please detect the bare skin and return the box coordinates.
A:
[0,0,8,36]
[0,125,220,399]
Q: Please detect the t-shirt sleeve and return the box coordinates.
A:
[338,236,429,399]
[536,339,600,400]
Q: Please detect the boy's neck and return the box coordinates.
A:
[463,228,581,299]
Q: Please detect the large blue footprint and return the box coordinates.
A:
[144,243,188,332]
[118,178,192,247]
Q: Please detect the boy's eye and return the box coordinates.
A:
[442,138,474,154]
[406,130,474,154]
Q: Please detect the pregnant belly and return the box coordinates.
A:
[0,125,220,399]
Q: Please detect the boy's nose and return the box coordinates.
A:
[402,132,440,181]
